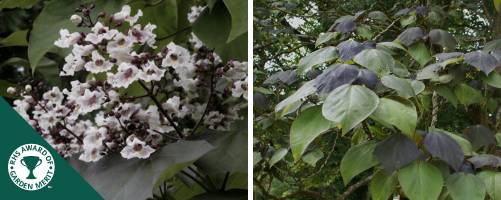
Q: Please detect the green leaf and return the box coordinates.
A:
[446,173,486,200]
[495,0,501,12]
[196,131,248,175]
[354,48,394,75]
[429,29,457,50]
[340,141,378,185]
[193,1,247,61]
[454,83,483,106]
[496,133,501,147]
[435,85,459,107]
[0,30,28,47]
[484,72,501,88]
[381,75,420,98]
[269,148,288,167]
[297,46,338,74]
[477,171,501,200]
[356,24,374,39]
[408,42,432,66]
[370,97,417,138]
[301,149,324,167]
[253,152,262,166]
[315,32,339,47]
[290,106,332,160]
[223,0,247,42]
[0,0,38,9]
[398,161,444,200]
[322,84,379,135]
[28,0,122,71]
[275,80,315,112]
[71,140,214,200]
[370,170,398,200]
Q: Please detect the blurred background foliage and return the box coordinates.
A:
[253,0,500,199]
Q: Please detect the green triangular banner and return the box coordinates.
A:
[0,98,103,199]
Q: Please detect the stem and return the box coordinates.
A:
[430,91,440,128]
[373,18,399,41]
[180,170,209,192]
[138,80,185,139]
[191,65,216,135]
[157,26,192,41]
[220,172,230,191]
[336,175,373,200]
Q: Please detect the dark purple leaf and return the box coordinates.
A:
[396,27,425,46]
[335,20,356,33]
[254,92,269,110]
[415,6,427,16]
[468,154,501,169]
[353,69,377,89]
[429,29,457,50]
[463,124,496,150]
[464,51,499,75]
[337,39,364,61]
[434,52,463,62]
[424,131,464,170]
[374,133,422,172]
[490,49,501,63]
[314,64,359,93]
[458,163,475,173]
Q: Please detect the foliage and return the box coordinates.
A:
[254,0,501,199]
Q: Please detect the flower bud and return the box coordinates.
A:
[70,14,83,25]
[6,87,16,94]
[25,85,32,92]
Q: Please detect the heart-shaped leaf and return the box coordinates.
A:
[354,48,394,75]
[464,50,499,75]
[398,161,444,200]
[429,29,457,50]
[314,64,360,93]
[374,133,421,172]
[468,154,501,169]
[454,84,482,106]
[340,141,378,185]
[297,46,338,74]
[369,170,398,200]
[396,27,425,46]
[463,125,495,150]
[322,84,379,134]
[424,131,464,170]
[370,97,417,138]
[446,173,486,200]
[290,106,332,160]
[337,39,364,61]
[477,171,501,200]
[408,42,432,66]
[275,80,316,112]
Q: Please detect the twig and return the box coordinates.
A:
[336,175,373,200]
[138,80,184,138]
[180,170,209,192]
[373,18,399,41]
[190,64,216,135]
[157,26,192,41]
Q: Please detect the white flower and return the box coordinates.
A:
[139,60,165,82]
[225,61,248,81]
[107,33,134,63]
[128,23,157,48]
[60,53,85,76]
[174,78,198,92]
[25,85,32,92]
[120,136,155,159]
[64,80,90,102]
[13,97,32,120]
[231,78,247,99]
[187,6,205,23]
[84,51,114,73]
[189,33,204,51]
[72,44,94,57]
[70,14,82,25]
[43,87,64,104]
[107,62,139,88]
[79,147,103,162]
[85,22,118,44]
[54,29,81,48]
[6,87,16,94]
[204,111,225,130]
[113,5,143,25]
[82,127,107,148]
[76,89,106,114]
[161,42,191,68]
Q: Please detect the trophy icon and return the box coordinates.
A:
[20,156,42,179]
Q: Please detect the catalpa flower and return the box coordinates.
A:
[54,29,81,48]
[120,136,155,159]
[84,51,114,73]
[107,62,139,88]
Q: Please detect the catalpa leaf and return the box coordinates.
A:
[337,39,364,61]
[354,48,394,75]
[463,124,496,150]
[429,29,457,50]
[381,75,417,98]
[335,18,356,33]
[340,141,378,185]
[398,161,444,200]
[424,131,464,170]
[374,133,422,172]
[370,97,417,138]
[369,170,398,200]
[297,46,338,74]
[434,52,464,62]
[263,70,297,85]
[290,106,332,160]
[314,64,360,94]
[396,27,425,46]
[275,80,316,112]
[468,154,501,169]
[353,69,378,89]
[446,173,486,200]
[477,171,501,200]
[464,50,499,75]
[322,84,379,135]
[368,11,389,22]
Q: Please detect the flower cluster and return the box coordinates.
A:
[8,4,247,162]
